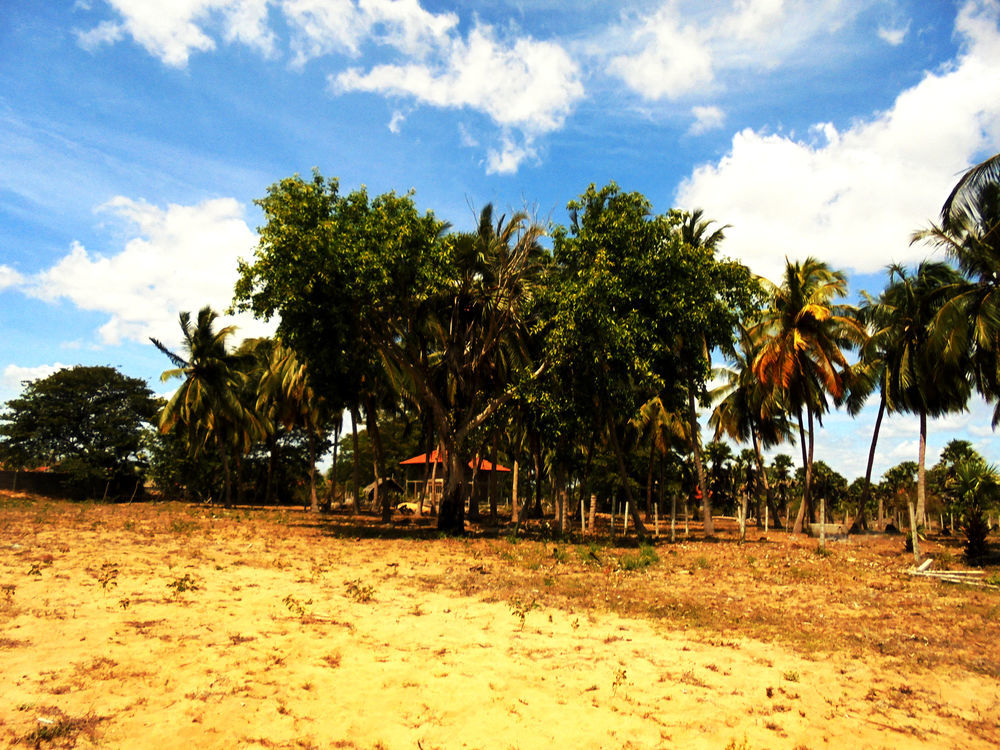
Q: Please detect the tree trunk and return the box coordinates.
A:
[851,391,886,534]
[488,433,499,520]
[468,450,483,522]
[751,426,783,530]
[265,433,278,505]
[607,412,648,537]
[792,406,811,534]
[645,446,655,521]
[308,431,319,513]
[907,497,921,563]
[365,398,391,522]
[511,459,520,523]
[916,408,927,528]
[529,431,544,518]
[234,452,244,507]
[221,448,232,509]
[327,419,341,511]
[688,386,713,536]
[437,446,467,534]
[350,406,362,514]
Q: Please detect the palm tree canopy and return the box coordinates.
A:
[752,257,864,418]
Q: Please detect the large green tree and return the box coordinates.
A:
[237,173,546,533]
[0,365,157,488]
[549,186,757,536]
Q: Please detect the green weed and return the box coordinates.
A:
[344,579,375,603]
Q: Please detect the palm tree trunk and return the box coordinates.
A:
[529,431,543,519]
[221,448,232,509]
[852,390,885,533]
[751,425,783,529]
[308,431,319,513]
[793,407,810,534]
[488,432,499,520]
[265,433,278,505]
[917,409,928,529]
[645,447,655,521]
[688,386,713,536]
[350,406,361,514]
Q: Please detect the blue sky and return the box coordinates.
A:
[2,0,1000,482]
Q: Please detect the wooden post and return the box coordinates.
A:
[581,499,586,535]
[511,460,519,524]
[819,496,826,551]
[589,494,597,536]
[654,503,659,537]
[623,502,629,537]
[764,504,769,535]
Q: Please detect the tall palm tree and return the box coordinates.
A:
[711,323,792,528]
[258,339,330,512]
[752,258,863,533]
[916,158,1000,425]
[674,208,732,537]
[153,306,262,508]
[866,262,971,533]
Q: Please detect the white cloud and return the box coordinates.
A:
[283,0,458,65]
[388,109,405,133]
[610,0,859,100]
[675,0,1000,281]
[23,196,271,347]
[81,0,274,66]
[2,363,70,390]
[689,105,724,135]
[877,23,909,46]
[486,134,538,175]
[334,24,583,137]
[0,265,23,292]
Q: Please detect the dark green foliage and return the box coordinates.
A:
[0,365,157,487]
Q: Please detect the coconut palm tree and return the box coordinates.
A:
[915,159,1000,425]
[752,258,864,533]
[258,339,330,512]
[711,323,792,528]
[153,306,262,508]
[866,262,971,539]
[674,208,732,537]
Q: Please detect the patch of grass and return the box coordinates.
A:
[283,594,313,618]
[782,670,800,683]
[694,555,711,570]
[95,562,119,590]
[508,596,539,629]
[17,711,103,746]
[344,579,375,603]
[166,573,199,595]
[620,544,659,571]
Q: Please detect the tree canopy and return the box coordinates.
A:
[0,365,158,483]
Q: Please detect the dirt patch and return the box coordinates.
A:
[1,495,998,749]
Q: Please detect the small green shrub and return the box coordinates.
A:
[620,544,659,571]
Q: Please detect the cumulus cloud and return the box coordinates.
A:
[77,0,274,66]
[81,0,581,173]
[388,109,405,133]
[2,363,70,390]
[689,105,724,135]
[675,0,1000,280]
[23,196,270,347]
[877,23,909,46]
[334,24,583,138]
[0,265,23,292]
[610,0,858,100]
[486,134,538,175]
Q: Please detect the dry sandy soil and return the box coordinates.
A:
[1,494,998,750]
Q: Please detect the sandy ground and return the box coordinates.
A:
[1,499,998,749]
